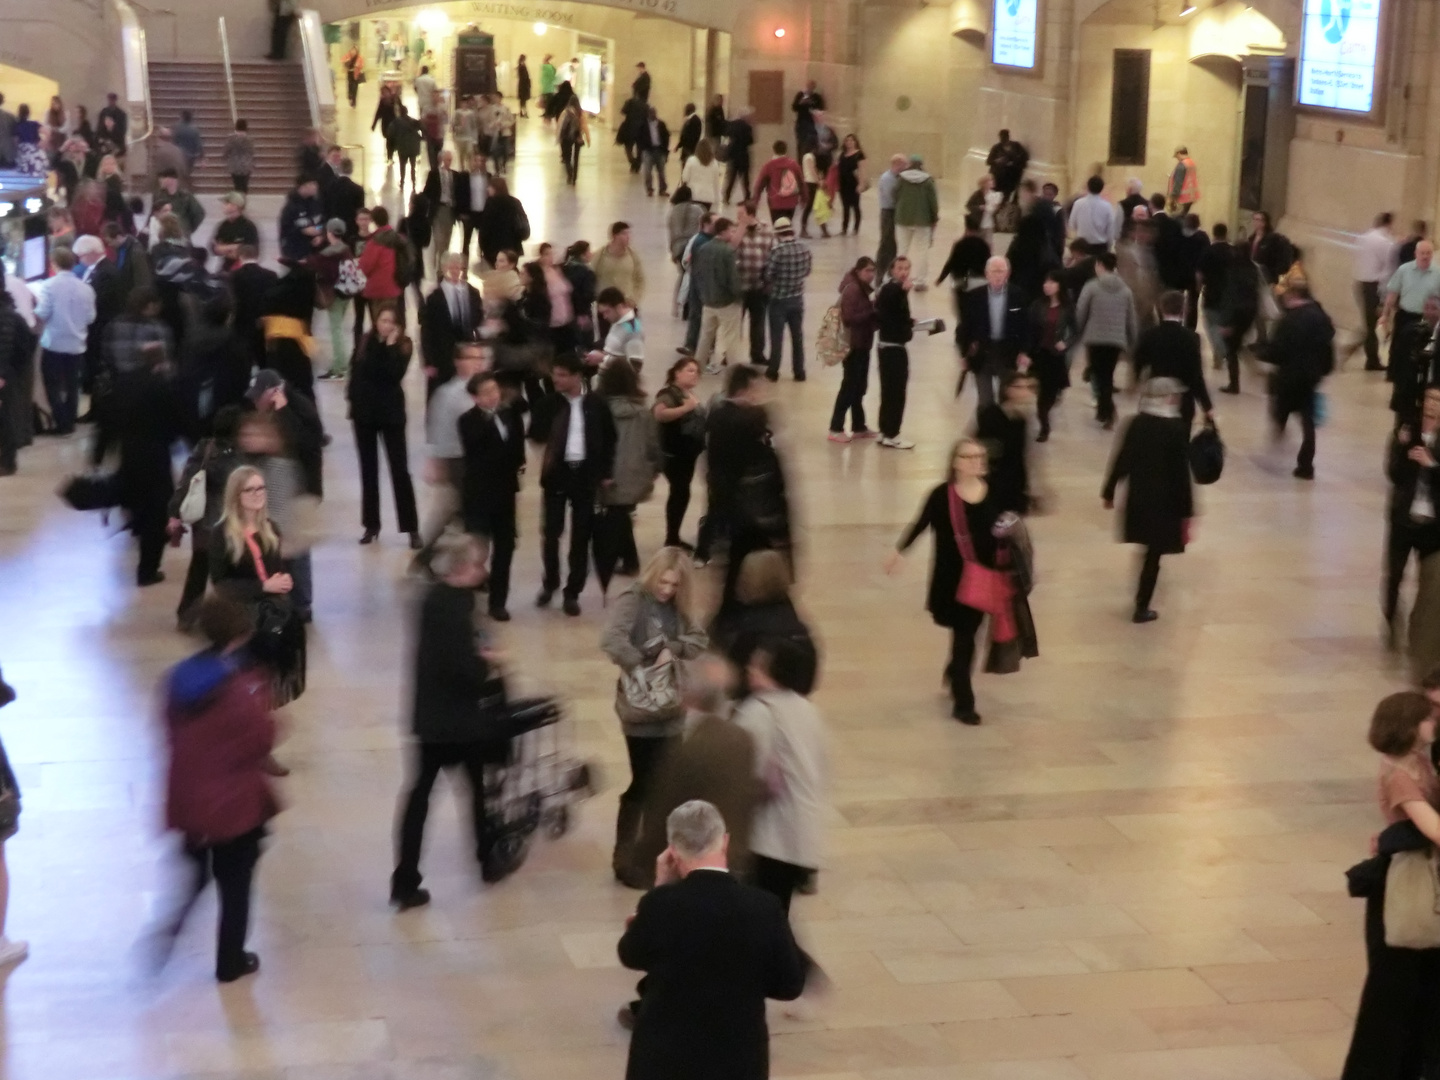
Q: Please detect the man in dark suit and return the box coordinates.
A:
[527,354,617,616]
[421,253,482,400]
[324,155,366,242]
[635,106,671,198]
[75,235,125,408]
[618,799,807,1080]
[421,149,469,270]
[677,103,703,167]
[959,255,1028,409]
[228,245,279,367]
[1133,290,1212,429]
[459,373,525,620]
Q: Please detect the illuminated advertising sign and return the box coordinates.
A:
[992,0,1038,69]
[1298,0,1382,113]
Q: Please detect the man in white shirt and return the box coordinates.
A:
[423,149,462,271]
[415,342,489,575]
[34,247,96,434]
[1069,175,1119,252]
[461,157,490,263]
[413,66,438,116]
[1355,211,1397,371]
[590,287,645,369]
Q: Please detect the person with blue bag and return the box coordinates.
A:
[1266,276,1335,481]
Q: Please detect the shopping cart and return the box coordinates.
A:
[481,696,595,882]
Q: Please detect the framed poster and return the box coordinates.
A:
[992,0,1039,70]
[1297,0,1383,116]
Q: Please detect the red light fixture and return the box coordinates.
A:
[774,27,786,37]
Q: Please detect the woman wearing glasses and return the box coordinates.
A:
[886,438,1025,725]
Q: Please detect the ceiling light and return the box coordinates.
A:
[774,27,786,37]
[534,21,547,34]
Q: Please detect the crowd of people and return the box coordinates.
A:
[9,53,1440,1080]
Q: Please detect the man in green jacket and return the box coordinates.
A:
[894,155,939,291]
[692,219,744,374]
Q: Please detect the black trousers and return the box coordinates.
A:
[742,288,769,365]
[615,734,680,868]
[947,606,986,713]
[830,347,871,433]
[355,421,419,534]
[178,532,211,618]
[1272,382,1317,473]
[268,13,295,59]
[1224,314,1254,390]
[230,172,251,194]
[1340,887,1440,1078]
[801,182,818,234]
[752,853,814,916]
[1088,344,1122,424]
[723,156,751,204]
[1356,282,1382,369]
[877,345,909,438]
[351,294,371,360]
[132,497,169,582]
[41,348,83,433]
[1136,545,1164,611]
[0,387,16,471]
[561,139,582,184]
[541,466,596,597]
[392,740,497,897]
[662,448,700,545]
[475,511,516,613]
[1033,347,1067,434]
[876,209,897,281]
[397,153,418,190]
[1384,519,1425,625]
[167,826,265,979]
[840,186,861,234]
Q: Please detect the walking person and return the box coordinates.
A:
[893,156,939,289]
[1339,690,1440,1079]
[681,139,723,213]
[887,438,1015,724]
[414,342,487,574]
[153,596,277,983]
[653,356,706,549]
[735,204,773,366]
[35,247,96,435]
[1383,387,1440,645]
[459,372,525,620]
[829,257,878,441]
[1074,251,1138,429]
[267,0,297,60]
[763,217,812,382]
[1102,377,1194,623]
[1025,271,1074,442]
[875,255,917,449]
[637,106,671,198]
[1268,277,1336,480]
[528,354,617,616]
[1197,222,1233,370]
[169,406,246,630]
[223,120,254,195]
[960,256,1028,410]
[516,55,532,118]
[1383,240,1440,348]
[349,302,420,548]
[875,155,907,275]
[677,104,702,167]
[391,534,514,911]
[1217,242,1260,393]
[692,218,745,376]
[722,109,755,205]
[557,99,590,185]
[1133,290,1213,430]
[976,372,1039,515]
[837,135,866,236]
[420,253,482,401]
[618,799,807,1079]
[602,548,708,881]
[597,358,663,581]
[594,222,647,327]
[753,141,804,223]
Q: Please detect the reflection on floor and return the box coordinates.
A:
[0,87,1401,1080]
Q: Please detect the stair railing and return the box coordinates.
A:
[111,0,154,149]
[296,9,334,134]
[218,17,239,126]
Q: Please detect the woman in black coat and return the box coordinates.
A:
[712,549,819,697]
[1024,271,1075,441]
[563,240,598,349]
[348,301,420,547]
[888,437,1007,724]
[1102,378,1194,623]
[477,177,531,269]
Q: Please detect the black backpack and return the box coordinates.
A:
[1189,418,1225,485]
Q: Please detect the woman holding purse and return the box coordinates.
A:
[348,302,420,548]
[600,547,708,886]
[886,438,1014,725]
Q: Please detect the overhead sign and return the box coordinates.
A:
[1297,0,1382,113]
[991,0,1038,69]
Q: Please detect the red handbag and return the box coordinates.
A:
[947,486,1016,642]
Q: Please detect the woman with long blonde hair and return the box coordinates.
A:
[600,546,708,887]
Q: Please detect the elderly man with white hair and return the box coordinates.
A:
[959,255,1029,409]
[618,798,807,1080]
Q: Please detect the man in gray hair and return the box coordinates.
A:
[618,798,807,1080]
[1102,376,1194,624]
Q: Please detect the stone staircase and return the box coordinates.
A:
[147,60,313,194]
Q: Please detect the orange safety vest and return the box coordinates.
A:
[1171,157,1200,204]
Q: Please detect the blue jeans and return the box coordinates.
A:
[767,295,806,377]
[41,349,83,433]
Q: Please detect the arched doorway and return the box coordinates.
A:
[1073,0,1286,226]
[0,63,61,120]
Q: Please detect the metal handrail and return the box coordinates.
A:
[218,17,238,126]
[296,9,326,132]
[111,0,154,149]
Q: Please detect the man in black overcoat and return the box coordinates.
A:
[1133,289,1213,429]
[459,373,526,620]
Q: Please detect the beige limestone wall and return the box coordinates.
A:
[1072,22,1242,224]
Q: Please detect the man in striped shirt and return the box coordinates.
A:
[735,203,774,366]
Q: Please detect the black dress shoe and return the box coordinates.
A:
[408,532,423,550]
[217,952,260,983]
[563,595,582,616]
[359,529,379,545]
[794,373,807,382]
[489,607,511,622]
[617,1003,637,1031]
[1133,609,1159,624]
[390,888,431,911]
[1293,467,1315,480]
[1036,429,1050,443]
[536,588,554,607]
[951,706,982,725]
[137,571,166,587]
[1219,385,1240,395]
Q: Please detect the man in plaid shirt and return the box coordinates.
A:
[734,203,774,366]
[762,216,813,381]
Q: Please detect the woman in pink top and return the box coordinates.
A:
[1340,690,1440,1077]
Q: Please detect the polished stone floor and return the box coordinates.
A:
[0,86,1409,1079]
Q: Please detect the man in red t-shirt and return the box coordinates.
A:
[754,141,804,221]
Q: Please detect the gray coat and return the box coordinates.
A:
[600,583,708,734]
[602,397,661,506]
[1076,272,1138,352]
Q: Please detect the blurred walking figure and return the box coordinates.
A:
[154,596,278,983]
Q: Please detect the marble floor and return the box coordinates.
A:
[0,86,1407,1079]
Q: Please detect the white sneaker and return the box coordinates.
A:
[0,937,29,967]
[879,436,915,449]
[704,362,723,375]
